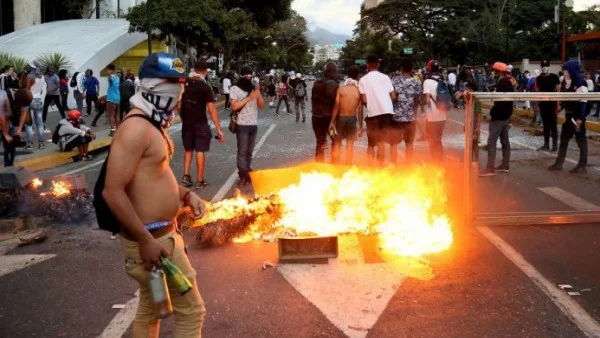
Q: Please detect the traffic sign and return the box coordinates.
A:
[403,47,414,55]
[355,59,366,65]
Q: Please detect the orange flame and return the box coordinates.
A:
[31,178,43,189]
[195,165,453,257]
[49,181,71,197]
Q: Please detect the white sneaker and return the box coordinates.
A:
[44,128,51,134]
[110,234,118,240]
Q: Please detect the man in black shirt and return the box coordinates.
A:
[536,60,561,151]
[180,61,225,188]
[311,63,339,162]
[481,62,514,177]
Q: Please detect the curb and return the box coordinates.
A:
[10,101,226,173]
[481,103,600,133]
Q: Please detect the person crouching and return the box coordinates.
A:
[57,110,96,161]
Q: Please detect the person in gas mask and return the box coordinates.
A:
[549,60,589,174]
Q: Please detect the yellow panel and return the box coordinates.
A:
[101,40,168,76]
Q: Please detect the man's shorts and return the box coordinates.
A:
[182,123,212,152]
[64,135,93,152]
[388,121,416,145]
[365,114,392,147]
[335,116,357,142]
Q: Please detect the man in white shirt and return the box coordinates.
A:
[222,73,232,110]
[358,55,397,165]
[73,71,86,113]
[423,60,449,162]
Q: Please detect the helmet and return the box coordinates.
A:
[67,110,81,121]
[296,73,302,78]
[139,52,186,80]
[426,60,440,73]
[492,62,508,72]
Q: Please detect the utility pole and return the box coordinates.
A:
[117,0,120,18]
[504,0,510,63]
[147,0,152,55]
[96,0,100,19]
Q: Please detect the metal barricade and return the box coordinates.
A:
[464,92,600,227]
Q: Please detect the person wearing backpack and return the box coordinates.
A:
[290,73,308,123]
[99,53,207,337]
[180,61,225,189]
[480,62,514,177]
[423,60,450,162]
[71,71,85,113]
[274,74,291,116]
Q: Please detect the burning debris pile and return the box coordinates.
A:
[190,194,285,246]
[187,165,454,257]
[0,168,93,223]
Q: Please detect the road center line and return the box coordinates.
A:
[448,118,600,173]
[211,123,277,203]
[538,187,600,211]
[478,226,600,338]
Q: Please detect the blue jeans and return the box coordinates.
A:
[24,98,45,145]
[236,125,257,180]
[74,90,84,113]
[2,124,16,167]
[486,119,511,169]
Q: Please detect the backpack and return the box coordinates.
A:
[180,78,206,121]
[431,78,452,111]
[51,123,62,144]
[93,115,163,233]
[70,72,80,88]
[294,82,306,98]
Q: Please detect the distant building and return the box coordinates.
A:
[362,0,384,10]
[314,44,344,64]
[1,0,142,36]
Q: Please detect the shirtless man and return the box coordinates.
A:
[329,66,364,164]
[103,53,206,338]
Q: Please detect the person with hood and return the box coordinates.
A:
[480,62,514,177]
[57,110,96,160]
[180,61,225,189]
[549,60,589,173]
[230,66,265,187]
[536,60,561,151]
[312,63,340,162]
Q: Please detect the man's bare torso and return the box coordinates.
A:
[338,84,361,117]
[123,115,180,225]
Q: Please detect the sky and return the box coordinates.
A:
[292,0,600,37]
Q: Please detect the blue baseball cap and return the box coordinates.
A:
[139,52,186,80]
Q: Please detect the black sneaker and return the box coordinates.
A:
[302,117,306,123]
[537,145,549,151]
[551,145,557,152]
[569,166,587,174]
[181,175,193,187]
[495,164,510,173]
[548,164,562,171]
[237,177,249,188]
[195,180,209,189]
[479,168,496,177]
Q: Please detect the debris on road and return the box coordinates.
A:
[262,261,276,270]
[17,231,47,247]
[567,292,581,296]
[558,284,573,290]
[580,288,592,293]
[112,304,126,309]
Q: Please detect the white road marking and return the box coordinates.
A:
[98,291,140,338]
[539,187,600,211]
[211,123,277,203]
[0,254,56,278]
[98,123,276,337]
[478,226,600,338]
[278,235,405,338]
[448,118,600,173]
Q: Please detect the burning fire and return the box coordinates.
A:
[31,178,43,189]
[50,181,71,197]
[194,165,453,257]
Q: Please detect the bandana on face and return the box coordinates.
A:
[129,78,183,128]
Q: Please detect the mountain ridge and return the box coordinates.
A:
[308,27,351,46]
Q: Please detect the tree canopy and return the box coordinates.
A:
[352,0,600,67]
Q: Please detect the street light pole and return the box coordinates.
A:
[96,0,100,19]
[147,0,152,55]
[117,0,120,18]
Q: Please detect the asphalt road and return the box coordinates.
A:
[1,84,600,338]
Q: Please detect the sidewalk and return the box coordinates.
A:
[481,102,600,132]
[1,100,225,172]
